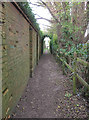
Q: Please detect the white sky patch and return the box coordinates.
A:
[44,37,51,48]
[84,22,89,38]
[28,0,52,31]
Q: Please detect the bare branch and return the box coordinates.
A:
[40,24,53,28]
[34,14,55,23]
[39,0,60,23]
[36,17,55,23]
[29,2,45,7]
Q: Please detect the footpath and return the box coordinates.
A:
[11,53,88,118]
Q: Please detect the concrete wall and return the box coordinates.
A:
[1,2,41,118]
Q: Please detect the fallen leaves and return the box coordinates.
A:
[58,105,61,108]
[76,104,79,107]
[65,92,72,97]
[56,105,61,112]
[16,105,19,108]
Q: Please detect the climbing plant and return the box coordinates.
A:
[17,2,42,37]
[44,2,88,60]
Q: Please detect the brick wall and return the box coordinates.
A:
[2,3,30,118]
[0,2,2,119]
[31,28,38,75]
[1,2,42,118]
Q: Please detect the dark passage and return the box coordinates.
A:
[11,53,88,118]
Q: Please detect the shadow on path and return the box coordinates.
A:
[11,53,88,118]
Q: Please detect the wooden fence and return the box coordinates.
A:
[54,51,89,94]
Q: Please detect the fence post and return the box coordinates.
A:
[73,52,77,94]
[62,53,66,75]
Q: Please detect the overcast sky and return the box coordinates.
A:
[28,0,52,31]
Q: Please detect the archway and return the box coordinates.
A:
[43,37,51,53]
[41,34,52,55]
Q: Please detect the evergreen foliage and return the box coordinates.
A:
[17,2,42,37]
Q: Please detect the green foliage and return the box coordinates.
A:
[47,2,88,97]
[60,48,67,53]
[54,3,87,58]
[47,2,88,59]
[53,34,58,43]
[17,2,41,35]
[52,34,59,52]
[60,43,88,61]
[65,92,72,97]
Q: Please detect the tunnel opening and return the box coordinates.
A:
[43,37,51,54]
[41,34,52,55]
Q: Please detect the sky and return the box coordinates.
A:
[28,0,52,31]
[28,0,89,38]
[84,23,89,38]
[44,37,51,47]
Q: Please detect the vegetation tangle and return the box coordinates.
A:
[45,2,89,97]
[24,0,89,100]
[1,1,89,119]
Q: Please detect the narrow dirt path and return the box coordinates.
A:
[11,53,88,118]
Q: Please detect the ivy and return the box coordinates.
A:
[17,2,42,36]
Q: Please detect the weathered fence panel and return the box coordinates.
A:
[59,52,89,94]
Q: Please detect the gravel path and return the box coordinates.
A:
[11,53,89,118]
